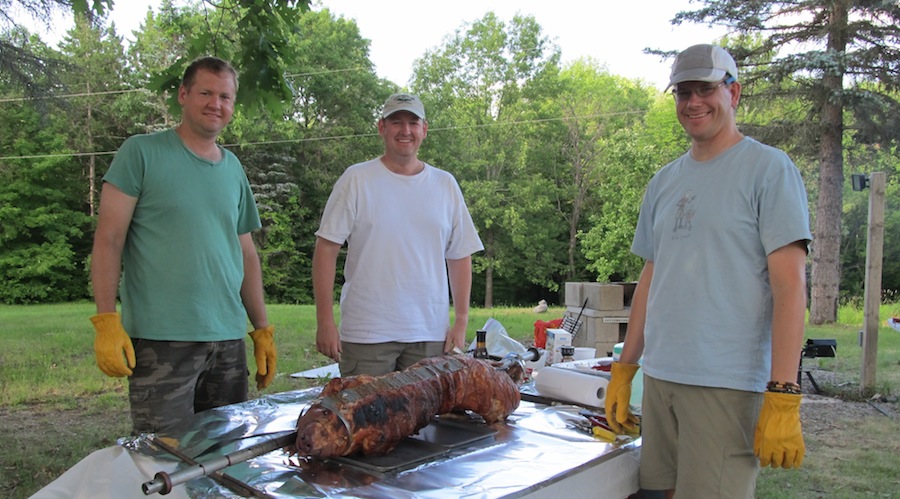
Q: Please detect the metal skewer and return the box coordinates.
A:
[142,431,296,496]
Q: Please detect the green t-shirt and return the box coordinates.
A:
[103,129,261,341]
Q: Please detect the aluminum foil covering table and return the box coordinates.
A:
[33,385,640,499]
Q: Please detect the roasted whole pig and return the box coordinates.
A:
[294,355,520,458]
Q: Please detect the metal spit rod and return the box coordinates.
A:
[142,431,296,496]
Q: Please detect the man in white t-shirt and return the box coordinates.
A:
[312,93,484,376]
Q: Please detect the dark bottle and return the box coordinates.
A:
[474,329,489,359]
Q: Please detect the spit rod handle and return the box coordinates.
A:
[142,458,222,495]
[522,347,541,362]
[143,471,173,495]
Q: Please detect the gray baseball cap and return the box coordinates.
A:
[382,93,426,120]
[668,44,738,87]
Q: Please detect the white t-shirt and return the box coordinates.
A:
[316,158,484,343]
[631,137,812,392]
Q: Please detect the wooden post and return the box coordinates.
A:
[860,172,885,393]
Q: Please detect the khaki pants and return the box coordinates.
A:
[639,375,763,498]
[339,341,445,376]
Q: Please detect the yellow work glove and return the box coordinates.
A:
[249,325,277,390]
[89,312,136,377]
[605,362,641,434]
[754,391,805,468]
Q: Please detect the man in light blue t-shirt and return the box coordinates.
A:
[89,57,276,435]
[605,44,812,498]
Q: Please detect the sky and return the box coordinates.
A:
[29,0,730,91]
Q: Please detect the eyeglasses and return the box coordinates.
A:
[671,78,734,102]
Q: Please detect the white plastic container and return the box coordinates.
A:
[573,347,596,360]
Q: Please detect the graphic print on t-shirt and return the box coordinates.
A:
[673,190,696,237]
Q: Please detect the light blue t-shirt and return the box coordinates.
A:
[631,137,812,392]
[103,129,261,341]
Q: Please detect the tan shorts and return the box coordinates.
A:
[339,340,445,376]
[640,375,763,498]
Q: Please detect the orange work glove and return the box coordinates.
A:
[754,391,805,468]
[605,362,641,434]
[249,325,277,390]
[89,312,136,377]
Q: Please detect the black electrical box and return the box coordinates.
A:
[803,339,836,358]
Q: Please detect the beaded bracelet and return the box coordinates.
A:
[766,380,801,394]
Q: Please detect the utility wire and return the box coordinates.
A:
[0,66,369,103]
[0,110,646,161]
[0,88,149,103]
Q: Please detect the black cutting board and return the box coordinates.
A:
[330,418,496,473]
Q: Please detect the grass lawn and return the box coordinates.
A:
[1,302,898,498]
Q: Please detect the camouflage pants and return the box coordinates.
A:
[128,339,249,436]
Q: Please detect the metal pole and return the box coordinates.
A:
[860,172,885,393]
[142,432,297,496]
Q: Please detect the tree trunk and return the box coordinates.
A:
[809,101,843,324]
[809,2,848,324]
[483,232,494,309]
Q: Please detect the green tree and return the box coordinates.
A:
[0,0,114,98]
[227,7,390,303]
[412,12,563,307]
[840,143,900,300]
[672,1,900,323]
[148,0,312,115]
[56,13,131,216]
[0,38,93,302]
[2,0,310,113]
[124,0,196,130]
[581,95,689,282]
[548,59,654,281]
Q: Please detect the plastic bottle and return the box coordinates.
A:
[474,330,489,359]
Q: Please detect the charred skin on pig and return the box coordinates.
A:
[294,355,519,458]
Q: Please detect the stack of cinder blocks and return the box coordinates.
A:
[564,282,636,357]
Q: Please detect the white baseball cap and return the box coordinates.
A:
[382,93,426,120]
[668,44,738,88]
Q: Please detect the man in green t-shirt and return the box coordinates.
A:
[89,56,276,435]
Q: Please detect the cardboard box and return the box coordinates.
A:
[545,328,573,365]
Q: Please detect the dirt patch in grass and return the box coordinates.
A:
[0,402,130,499]
[754,368,900,499]
[798,366,898,436]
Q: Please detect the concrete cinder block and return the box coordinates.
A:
[566,310,628,348]
[582,282,625,311]
[594,320,623,342]
[564,282,584,308]
[565,306,630,319]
